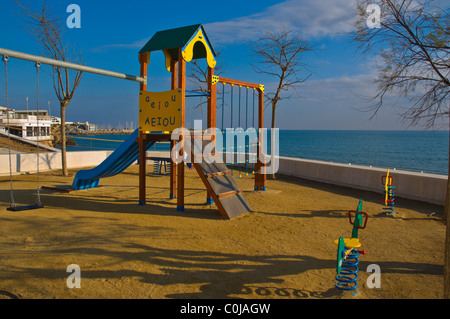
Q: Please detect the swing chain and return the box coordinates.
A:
[3,55,16,208]
[35,62,41,206]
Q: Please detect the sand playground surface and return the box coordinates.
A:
[0,165,445,299]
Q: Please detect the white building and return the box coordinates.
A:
[77,121,97,132]
[0,106,53,142]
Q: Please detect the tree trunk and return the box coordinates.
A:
[271,101,277,180]
[60,101,68,176]
[446,114,450,223]
[445,192,450,298]
[444,114,450,298]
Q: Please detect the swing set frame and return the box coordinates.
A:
[0,47,146,211]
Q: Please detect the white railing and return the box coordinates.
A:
[0,114,52,121]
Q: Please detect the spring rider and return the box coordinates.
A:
[381,168,395,215]
[334,199,368,296]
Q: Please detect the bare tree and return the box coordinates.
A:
[249,29,314,178]
[354,0,449,127]
[15,0,83,176]
[352,0,449,298]
[188,52,225,114]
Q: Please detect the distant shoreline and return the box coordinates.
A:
[62,130,448,174]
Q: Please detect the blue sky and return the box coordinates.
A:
[0,0,446,130]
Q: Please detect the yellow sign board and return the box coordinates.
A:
[139,89,182,133]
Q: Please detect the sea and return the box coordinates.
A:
[65,130,450,175]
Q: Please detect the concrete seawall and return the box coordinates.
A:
[0,150,169,176]
[0,150,114,176]
[277,156,447,206]
[1,151,446,206]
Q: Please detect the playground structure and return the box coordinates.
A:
[134,24,265,219]
[381,169,395,215]
[334,199,368,296]
[1,24,267,219]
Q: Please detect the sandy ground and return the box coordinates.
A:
[0,165,445,299]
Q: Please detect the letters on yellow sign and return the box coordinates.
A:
[139,89,182,133]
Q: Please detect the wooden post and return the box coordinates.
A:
[177,48,186,211]
[170,59,178,199]
[139,52,149,91]
[138,52,149,205]
[206,66,217,204]
[207,67,217,130]
[255,87,266,190]
[138,131,146,205]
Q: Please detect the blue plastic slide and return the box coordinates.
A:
[71,129,156,190]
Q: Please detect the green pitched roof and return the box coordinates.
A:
[139,24,216,61]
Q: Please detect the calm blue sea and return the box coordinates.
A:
[66,130,449,174]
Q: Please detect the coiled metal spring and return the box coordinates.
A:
[383,188,395,215]
[335,249,360,295]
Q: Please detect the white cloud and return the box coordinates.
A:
[205,0,357,44]
[92,38,148,52]
[270,66,445,130]
[274,73,397,130]
[94,0,358,51]
[300,73,377,102]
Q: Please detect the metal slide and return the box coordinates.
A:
[71,129,155,190]
[188,139,252,219]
